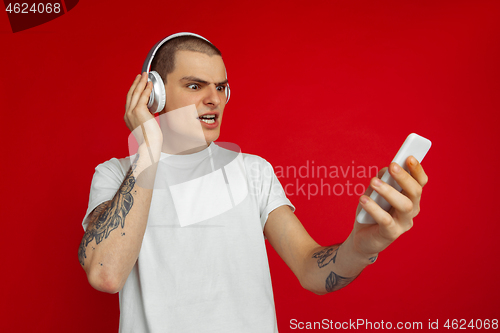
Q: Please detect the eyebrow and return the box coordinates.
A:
[180,76,228,86]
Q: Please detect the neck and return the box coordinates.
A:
[161,140,211,155]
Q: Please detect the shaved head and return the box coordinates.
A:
[151,35,222,84]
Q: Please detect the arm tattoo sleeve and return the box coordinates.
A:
[78,155,139,266]
[312,245,340,268]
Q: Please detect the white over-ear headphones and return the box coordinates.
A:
[141,32,231,114]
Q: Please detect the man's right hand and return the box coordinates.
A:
[124,73,163,150]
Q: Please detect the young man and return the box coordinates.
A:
[79,34,428,332]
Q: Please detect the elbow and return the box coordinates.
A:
[91,279,122,294]
[86,267,123,294]
[299,276,328,296]
[309,288,328,296]
[302,283,328,296]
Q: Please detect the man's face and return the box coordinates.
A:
[161,50,228,145]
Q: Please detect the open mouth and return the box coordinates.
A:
[197,114,217,124]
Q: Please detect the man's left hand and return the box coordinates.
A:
[352,156,429,257]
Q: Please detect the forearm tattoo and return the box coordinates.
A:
[78,155,139,266]
[312,245,358,292]
[325,271,357,293]
[312,246,340,268]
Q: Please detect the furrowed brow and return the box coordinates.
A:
[216,79,228,86]
[181,76,228,86]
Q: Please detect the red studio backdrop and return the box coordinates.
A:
[1,0,499,332]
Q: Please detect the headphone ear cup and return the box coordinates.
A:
[147,71,166,114]
[225,83,230,103]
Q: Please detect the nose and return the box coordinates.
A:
[204,84,221,109]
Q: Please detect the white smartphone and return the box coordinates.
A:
[356,133,432,224]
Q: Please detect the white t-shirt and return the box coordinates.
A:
[82,142,295,333]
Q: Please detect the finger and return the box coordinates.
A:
[356,166,389,217]
[131,72,149,108]
[370,175,415,217]
[406,156,429,187]
[359,195,400,241]
[377,167,388,179]
[129,72,149,111]
[126,74,142,111]
[137,81,153,109]
[388,162,423,205]
[362,166,388,199]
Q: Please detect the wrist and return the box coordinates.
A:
[345,232,379,266]
[131,145,161,189]
[130,119,163,152]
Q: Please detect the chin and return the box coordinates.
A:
[204,131,220,144]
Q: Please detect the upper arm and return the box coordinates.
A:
[82,158,127,231]
[263,205,319,283]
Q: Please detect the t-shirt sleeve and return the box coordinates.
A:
[81,158,126,231]
[250,157,295,229]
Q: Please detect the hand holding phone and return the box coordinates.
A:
[356,133,432,224]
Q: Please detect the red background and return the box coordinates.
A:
[1,0,499,331]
